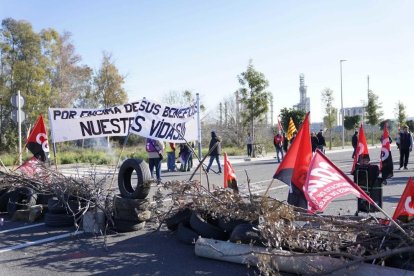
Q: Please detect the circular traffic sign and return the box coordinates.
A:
[10,93,25,108]
[10,109,26,123]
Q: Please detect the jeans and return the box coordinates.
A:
[247,144,252,157]
[275,146,284,162]
[149,157,162,181]
[206,155,221,173]
[167,152,176,171]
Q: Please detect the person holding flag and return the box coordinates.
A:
[351,124,370,174]
[380,122,394,181]
[25,115,50,163]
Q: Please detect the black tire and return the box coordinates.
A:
[0,191,12,212]
[48,197,82,214]
[36,193,54,205]
[176,222,199,245]
[218,217,249,233]
[118,159,152,199]
[115,209,151,222]
[47,197,66,214]
[7,187,37,216]
[229,223,265,245]
[0,187,8,198]
[165,208,192,231]
[44,212,75,227]
[114,195,150,211]
[190,212,228,241]
[114,218,146,232]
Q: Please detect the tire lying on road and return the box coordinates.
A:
[48,197,83,214]
[0,189,12,212]
[176,222,199,245]
[166,208,193,231]
[7,187,37,216]
[229,223,265,246]
[118,159,152,199]
[113,218,146,233]
[113,195,151,222]
[44,212,75,227]
[190,212,228,241]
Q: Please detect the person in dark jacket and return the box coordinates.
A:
[397,126,413,170]
[206,131,222,173]
[311,132,319,153]
[352,131,358,159]
[316,130,326,152]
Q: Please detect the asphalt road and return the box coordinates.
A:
[0,145,411,275]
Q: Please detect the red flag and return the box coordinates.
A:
[392,177,414,221]
[25,115,49,162]
[16,156,42,176]
[274,112,312,190]
[380,122,394,179]
[351,124,369,174]
[304,150,375,213]
[277,118,283,134]
[224,153,238,193]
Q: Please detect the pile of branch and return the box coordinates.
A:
[154,179,414,273]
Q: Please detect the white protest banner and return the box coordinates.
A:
[129,98,198,142]
[48,101,141,142]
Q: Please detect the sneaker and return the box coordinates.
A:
[404,167,408,170]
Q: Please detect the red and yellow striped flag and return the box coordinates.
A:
[287,117,297,141]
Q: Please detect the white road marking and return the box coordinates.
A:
[0,230,84,254]
[0,223,45,234]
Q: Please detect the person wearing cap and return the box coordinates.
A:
[206,131,222,174]
[397,125,413,170]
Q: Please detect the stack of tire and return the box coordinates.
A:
[44,197,82,227]
[166,207,264,246]
[114,158,152,232]
[0,187,37,216]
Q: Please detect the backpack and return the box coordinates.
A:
[146,139,157,152]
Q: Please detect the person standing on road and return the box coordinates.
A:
[317,130,326,153]
[282,133,288,153]
[397,125,413,170]
[311,132,319,153]
[273,133,284,162]
[246,133,253,157]
[352,131,358,159]
[146,138,165,183]
[165,142,176,172]
[206,131,222,174]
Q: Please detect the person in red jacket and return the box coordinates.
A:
[273,133,284,163]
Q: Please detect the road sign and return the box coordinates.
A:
[10,93,25,108]
[11,109,26,123]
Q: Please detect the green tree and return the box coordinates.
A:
[344,115,361,131]
[321,88,336,150]
[394,101,407,128]
[93,52,128,108]
[41,29,93,108]
[237,60,270,156]
[279,107,306,133]
[366,90,383,145]
[162,90,205,111]
[0,18,51,150]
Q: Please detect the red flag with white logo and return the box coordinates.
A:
[16,156,42,176]
[25,115,49,162]
[351,124,369,174]
[303,149,375,213]
[392,177,414,221]
[274,112,312,190]
[224,153,238,193]
[380,122,394,179]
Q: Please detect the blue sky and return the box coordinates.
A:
[2,0,414,122]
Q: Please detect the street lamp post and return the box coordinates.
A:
[340,59,347,149]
